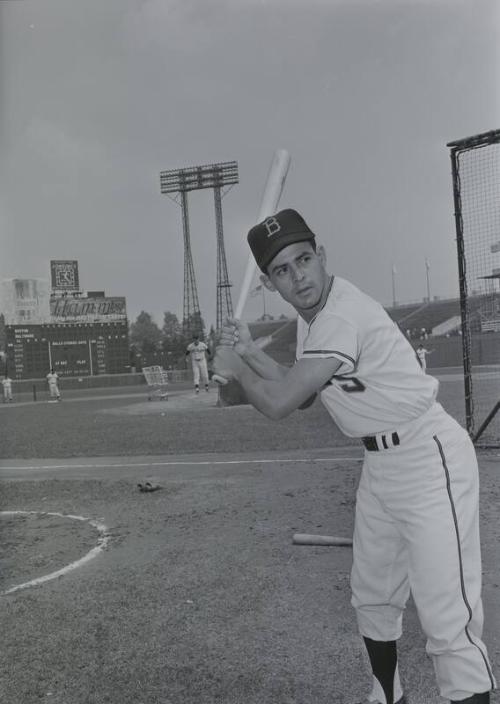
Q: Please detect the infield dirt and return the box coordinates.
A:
[0,384,499,704]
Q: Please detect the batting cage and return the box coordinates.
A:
[448,129,500,446]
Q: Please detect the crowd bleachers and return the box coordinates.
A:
[248,298,466,349]
[386,298,462,338]
[248,320,288,340]
[245,294,499,368]
[248,319,296,364]
[384,302,425,325]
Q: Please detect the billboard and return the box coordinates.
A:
[0,278,51,325]
[50,260,80,292]
[50,296,127,322]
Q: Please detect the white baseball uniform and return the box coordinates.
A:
[2,377,13,402]
[46,371,61,400]
[296,276,495,701]
[186,341,209,389]
[416,346,431,372]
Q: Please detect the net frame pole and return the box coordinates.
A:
[447,128,500,445]
[473,401,500,444]
[449,146,474,435]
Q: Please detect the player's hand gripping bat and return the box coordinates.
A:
[213,149,291,385]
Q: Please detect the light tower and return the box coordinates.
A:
[160,161,239,336]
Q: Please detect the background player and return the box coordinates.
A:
[213,208,495,704]
[46,368,61,401]
[416,343,434,372]
[185,334,210,394]
[2,375,13,403]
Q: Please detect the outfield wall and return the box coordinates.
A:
[6,332,498,400]
[424,332,500,367]
[6,369,193,395]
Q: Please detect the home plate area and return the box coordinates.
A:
[0,511,109,596]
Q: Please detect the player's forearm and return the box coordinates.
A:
[239,341,288,381]
[234,362,298,420]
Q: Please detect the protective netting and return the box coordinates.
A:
[451,132,500,446]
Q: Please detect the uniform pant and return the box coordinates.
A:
[48,382,60,399]
[351,403,496,701]
[192,359,208,387]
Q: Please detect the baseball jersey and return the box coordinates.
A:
[46,372,59,385]
[416,348,428,362]
[2,378,12,390]
[295,276,438,437]
[186,342,208,362]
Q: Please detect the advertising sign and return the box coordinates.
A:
[50,296,127,322]
[50,260,80,291]
[0,278,51,324]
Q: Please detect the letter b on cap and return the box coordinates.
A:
[264,216,281,238]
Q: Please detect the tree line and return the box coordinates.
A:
[129,310,214,370]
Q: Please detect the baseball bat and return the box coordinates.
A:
[234,148,291,317]
[292,533,353,547]
[213,149,291,385]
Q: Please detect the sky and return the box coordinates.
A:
[1,0,499,330]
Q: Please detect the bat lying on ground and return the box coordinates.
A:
[292,533,353,547]
[213,148,291,385]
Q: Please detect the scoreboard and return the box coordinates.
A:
[6,321,130,379]
[2,263,130,379]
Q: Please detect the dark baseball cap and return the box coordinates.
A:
[247,208,316,272]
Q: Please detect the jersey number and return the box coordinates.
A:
[329,375,366,393]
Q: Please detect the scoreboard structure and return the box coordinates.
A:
[2,263,131,380]
[7,320,129,379]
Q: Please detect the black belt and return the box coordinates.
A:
[362,431,400,451]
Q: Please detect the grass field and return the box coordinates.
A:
[0,375,499,704]
[1,368,498,459]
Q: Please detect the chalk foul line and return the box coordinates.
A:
[0,511,110,596]
[0,456,362,472]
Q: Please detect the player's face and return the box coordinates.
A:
[263,242,329,320]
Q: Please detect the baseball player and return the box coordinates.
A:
[213,209,495,704]
[416,343,434,372]
[2,375,13,402]
[185,334,210,393]
[46,368,61,401]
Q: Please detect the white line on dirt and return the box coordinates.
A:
[0,456,362,472]
[0,511,110,596]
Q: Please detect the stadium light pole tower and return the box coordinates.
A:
[160,161,239,337]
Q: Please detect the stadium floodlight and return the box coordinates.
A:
[160,160,239,335]
[160,161,239,194]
